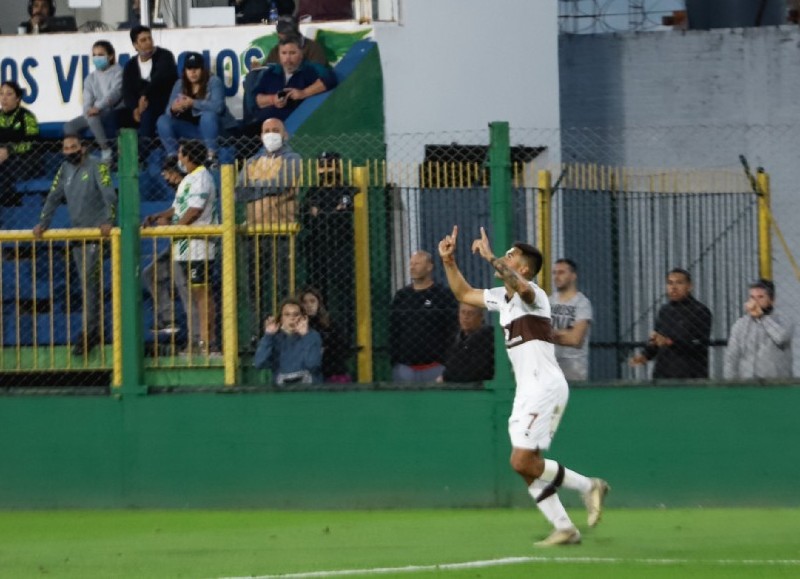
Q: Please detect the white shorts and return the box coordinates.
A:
[508,383,569,451]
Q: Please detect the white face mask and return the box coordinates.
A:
[262,132,283,153]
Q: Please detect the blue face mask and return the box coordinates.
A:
[92,56,110,71]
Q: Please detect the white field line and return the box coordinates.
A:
[218,555,800,579]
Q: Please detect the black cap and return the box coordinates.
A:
[184,52,204,69]
[317,151,341,162]
[276,16,298,35]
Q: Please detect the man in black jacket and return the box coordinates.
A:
[629,268,712,379]
[121,25,178,141]
[389,251,458,382]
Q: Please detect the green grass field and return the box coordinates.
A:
[1,508,798,578]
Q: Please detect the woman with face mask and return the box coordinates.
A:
[64,41,123,162]
[0,80,39,207]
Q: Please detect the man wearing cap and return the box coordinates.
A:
[251,35,337,125]
[266,16,328,66]
[156,52,235,162]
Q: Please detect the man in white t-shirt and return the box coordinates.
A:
[438,226,608,546]
[145,139,219,355]
[549,259,593,382]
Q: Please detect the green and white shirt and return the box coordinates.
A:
[172,166,218,261]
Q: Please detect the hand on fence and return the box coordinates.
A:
[629,353,648,367]
[650,331,673,348]
[32,223,46,239]
[100,223,112,237]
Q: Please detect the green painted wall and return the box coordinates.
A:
[0,386,798,509]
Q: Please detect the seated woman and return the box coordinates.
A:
[63,40,123,161]
[156,52,234,164]
[254,298,323,385]
[0,80,39,207]
[299,287,352,383]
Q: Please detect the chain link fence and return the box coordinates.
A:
[1,124,798,388]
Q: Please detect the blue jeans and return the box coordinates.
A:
[156,112,220,155]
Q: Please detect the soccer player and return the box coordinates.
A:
[438,226,609,546]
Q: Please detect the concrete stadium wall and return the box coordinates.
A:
[0,385,798,509]
[559,27,800,373]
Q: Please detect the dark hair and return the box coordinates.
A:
[278,297,305,322]
[92,40,116,65]
[62,133,83,145]
[749,278,775,300]
[162,154,185,175]
[278,34,303,48]
[668,268,692,283]
[513,242,543,279]
[275,15,299,35]
[28,0,56,17]
[130,24,151,44]
[1,80,24,100]
[299,287,330,329]
[178,139,207,167]
[181,53,209,100]
[555,258,577,273]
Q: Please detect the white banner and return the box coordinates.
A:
[0,23,372,128]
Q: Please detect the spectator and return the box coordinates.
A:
[254,297,323,385]
[250,35,336,126]
[724,279,794,380]
[142,140,219,355]
[32,135,117,356]
[389,250,458,382]
[121,25,178,143]
[438,302,494,384]
[0,80,39,207]
[265,16,328,66]
[233,0,296,24]
[549,258,593,381]
[237,118,302,223]
[141,155,196,343]
[299,287,351,382]
[19,0,56,34]
[64,40,123,162]
[629,268,712,379]
[156,52,235,165]
[300,150,356,313]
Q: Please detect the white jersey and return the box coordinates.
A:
[172,166,219,261]
[484,282,567,394]
[484,281,569,450]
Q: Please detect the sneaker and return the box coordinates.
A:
[152,324,179,335]
[583,478,610,528]
[100,148,113,162]
[534,527,581,547]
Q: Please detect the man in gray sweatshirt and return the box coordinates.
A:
[724,279,794,380]
[33,134,117,356]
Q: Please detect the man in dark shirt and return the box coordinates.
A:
[629,268,712,379]
[439,303,494,383]
[389,251,458,382]
[121,25,178,140]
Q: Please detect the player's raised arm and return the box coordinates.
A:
[438,225,485,308]
[473,227,535,304]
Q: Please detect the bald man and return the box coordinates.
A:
[389,250,458,382]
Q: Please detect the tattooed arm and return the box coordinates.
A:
[472,227,535,305]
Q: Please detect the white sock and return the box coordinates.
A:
[529,479,574,531]
[542,459,592,495]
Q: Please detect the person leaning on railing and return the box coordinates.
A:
[0,80,39,208]
[32,134,117,356]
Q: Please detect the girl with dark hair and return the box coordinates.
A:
[156,52,234,164]
[64,40,123,161]
[0,81,39,207]
[299,287,352,383]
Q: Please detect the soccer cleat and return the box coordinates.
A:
[534,527,581,547]
[584,478,610,527]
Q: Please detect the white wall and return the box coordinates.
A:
[375,0,559,142]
